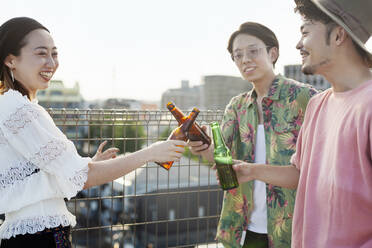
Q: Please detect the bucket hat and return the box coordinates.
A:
[311,0,372,60]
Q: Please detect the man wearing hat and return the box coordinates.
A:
[232,0,372,247]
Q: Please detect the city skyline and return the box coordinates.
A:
[3,0,304,101]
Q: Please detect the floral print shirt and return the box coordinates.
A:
[216,75,317,248]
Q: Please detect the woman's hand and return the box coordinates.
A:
[92,140,120,162]
[146,140,187,163]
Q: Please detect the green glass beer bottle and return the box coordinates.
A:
[210,122,239,190]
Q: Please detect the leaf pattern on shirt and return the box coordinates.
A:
[216,75,317,248]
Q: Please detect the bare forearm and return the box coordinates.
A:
[251,164,300,189]
[82,139,186,189]
[84,148,149,189]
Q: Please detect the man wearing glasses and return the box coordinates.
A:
[189,22,317,247]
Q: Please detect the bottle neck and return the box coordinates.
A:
[181,110,199,132]
[211,123,226,148]
[169,107,186,124]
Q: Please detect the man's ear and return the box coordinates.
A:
[269,47,279,64]
[334,26,348,46]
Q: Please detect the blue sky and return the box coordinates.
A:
[2,0,303,101]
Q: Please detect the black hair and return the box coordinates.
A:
[227,22,279,67]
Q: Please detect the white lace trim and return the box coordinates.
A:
[29,140,67,170]
[0,161,38,189]
[0,214,75,239]
[2,104,40,134]
[69,166,89,190]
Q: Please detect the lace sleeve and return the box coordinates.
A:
[0,92,91,200]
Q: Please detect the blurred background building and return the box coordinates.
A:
[37,80,85,108]
[202,75,251,110]
[284,64,331,91]
[160,80,203,111]
[161,75,252,111]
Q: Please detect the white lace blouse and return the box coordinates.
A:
[0,89,91,240]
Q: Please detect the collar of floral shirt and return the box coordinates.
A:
[247,74,283,107]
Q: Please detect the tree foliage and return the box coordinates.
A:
[89,119,145,154]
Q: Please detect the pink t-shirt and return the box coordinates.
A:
[291,81,372,248]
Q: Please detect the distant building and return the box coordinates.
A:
[141,103,158,110]
[161,80,202,111]
[37,80,85,108]
[203,75,252,110]
[88,99,156,110]
[161,76,252,112]
[284,64,331,90]
[102,98,142,109]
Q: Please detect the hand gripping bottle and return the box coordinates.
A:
[157,108,199,170]
[167,102,211,149]
[210,122,239,190]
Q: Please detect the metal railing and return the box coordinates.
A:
[48,109,224,248]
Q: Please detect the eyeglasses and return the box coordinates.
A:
[232,46,270,62]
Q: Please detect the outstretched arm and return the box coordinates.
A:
[84,140,186,189]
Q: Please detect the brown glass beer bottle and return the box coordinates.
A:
[157,108,199,170]
[166,102,211,148]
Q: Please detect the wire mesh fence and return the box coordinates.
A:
[1,108,225,248]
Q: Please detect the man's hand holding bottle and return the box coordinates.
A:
[188,125,214,162]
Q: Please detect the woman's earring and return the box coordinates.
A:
[10,69,14,82]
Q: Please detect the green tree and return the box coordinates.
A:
[159,126,172,140]
[89,119,145,154]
